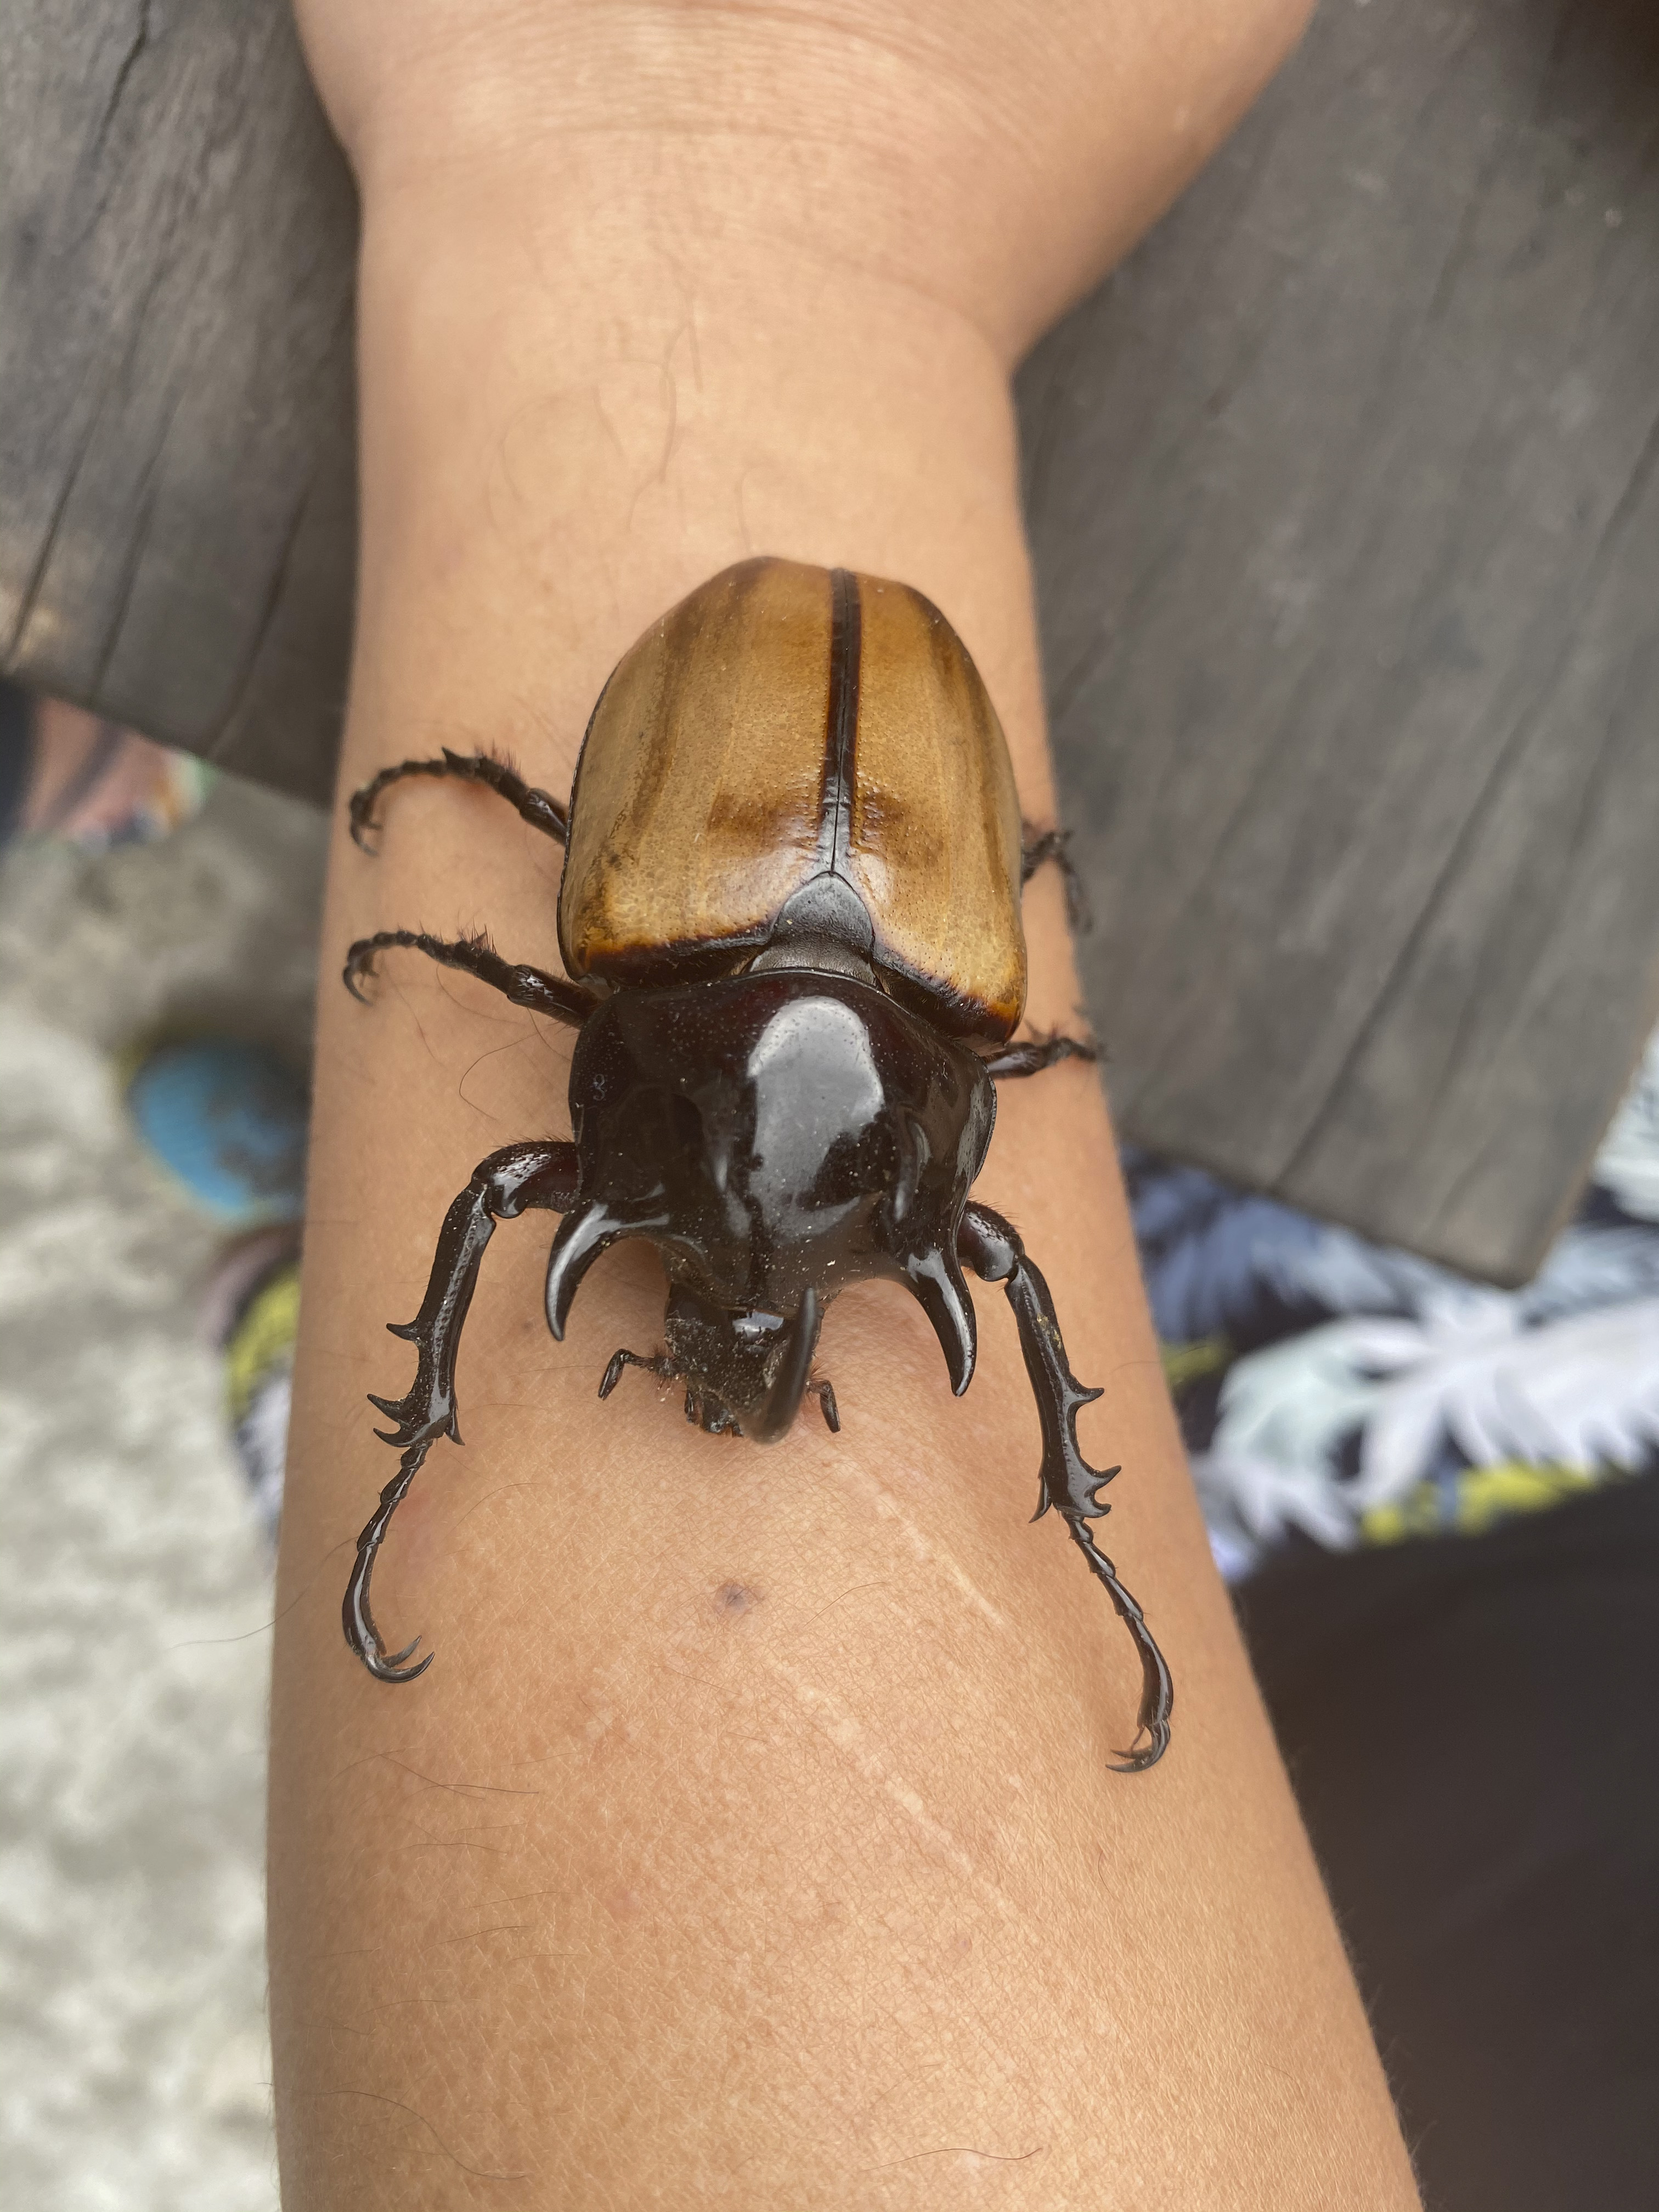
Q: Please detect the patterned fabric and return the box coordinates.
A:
[222,1260,300,1543]
[1127,1028,1659,1581]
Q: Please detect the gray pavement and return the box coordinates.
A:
[0,776,327,2212]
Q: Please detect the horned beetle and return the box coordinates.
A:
[342,557,1171,1770]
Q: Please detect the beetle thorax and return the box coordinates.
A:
[543,970,996,1440]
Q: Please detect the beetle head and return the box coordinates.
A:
[654,1281,822,1440]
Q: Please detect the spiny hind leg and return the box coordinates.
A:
[957,1198,1172,1771]
[350,748,568,852]
[345,1139,579,1682]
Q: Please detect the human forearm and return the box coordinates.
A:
[269,8,1419,2205]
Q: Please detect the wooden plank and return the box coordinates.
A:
[4,0,1657,1279]
[0,0,357,804]
[1024,0,1659,1281]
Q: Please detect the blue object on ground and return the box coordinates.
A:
[126,1039,308,1224]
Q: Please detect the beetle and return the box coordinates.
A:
[341,556,1171,1771]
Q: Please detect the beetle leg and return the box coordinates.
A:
[809,1378,840,1433]
[345,1139,580,1683]
[1019,823,1092,931]
[344,928,596,1030]
[980,1030,1098,1081]
[598,1346,682,1399]
[957,1199,1172,1772]
[349,747,568,854]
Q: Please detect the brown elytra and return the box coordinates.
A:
[556,557,1026,1043]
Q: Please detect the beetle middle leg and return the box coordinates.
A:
[981,1030,1098,1081]
[350,747,568,853]
[346,1138,579,1683]
[344,929,595,1029]
[957,1198,1172,1771]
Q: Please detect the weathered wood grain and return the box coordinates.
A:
[0,0,357,803]
[4,0,1656,1278]
[1025,0,1659,1280]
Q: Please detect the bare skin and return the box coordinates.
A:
[270,5,1422,2205]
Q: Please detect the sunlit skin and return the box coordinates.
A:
[268,4,1423,2206]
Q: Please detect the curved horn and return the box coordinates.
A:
[748,1286,821,1444]
[905,1246,977,1396]
[544,1202,663,1340]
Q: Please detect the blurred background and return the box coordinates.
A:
[2,712,324,2209]
[4,0,1658,2207]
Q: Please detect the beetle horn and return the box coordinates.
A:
[748,1286,821,1444]
[904,1246,977,1396]
[544,1201,665,1340]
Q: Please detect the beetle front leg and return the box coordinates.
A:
[597,1346,682,1399]
[346,1139,580,1683]
[957,1199,1172,1771]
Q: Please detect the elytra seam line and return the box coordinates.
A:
[820,567,861,876]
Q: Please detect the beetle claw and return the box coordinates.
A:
[343,949,377,1001]
[360,1634,434,1685]
[1107,1717,1171,1776]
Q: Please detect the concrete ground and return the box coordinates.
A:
[0,775,327,2212]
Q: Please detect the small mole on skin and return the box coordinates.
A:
[717,1582,760,1616]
